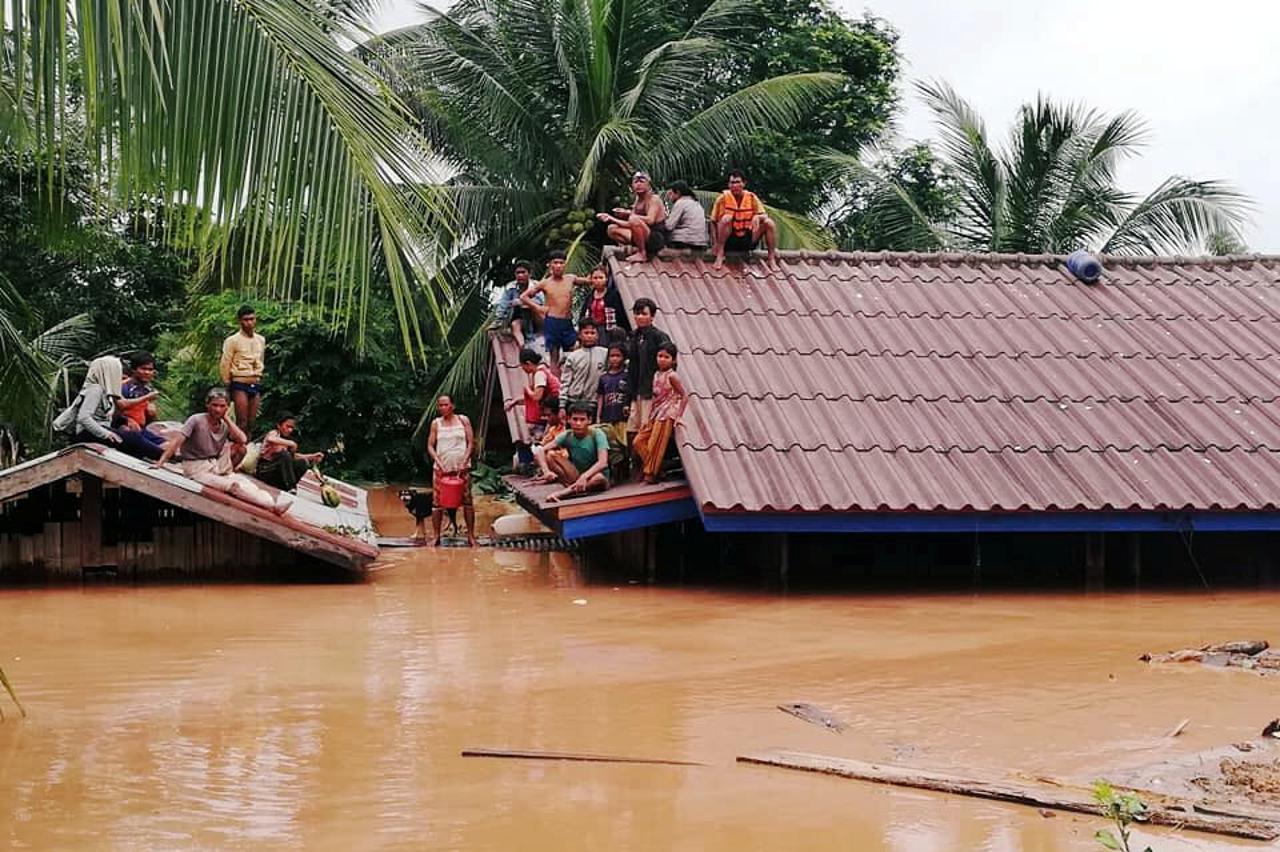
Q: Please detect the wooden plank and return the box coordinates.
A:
[0,450,82,502]
[43,522,64,576]
[80,476,103,568]
[461,747,703,767]
[60,521,82,573]
[736,750,1279,842]
[556,486,693,520]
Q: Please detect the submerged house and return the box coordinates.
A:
[499,250,1280,581]
[0,445,378,581]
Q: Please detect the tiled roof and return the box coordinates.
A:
[608,250,1280,514]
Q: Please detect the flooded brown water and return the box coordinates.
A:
[0,501,1276,849]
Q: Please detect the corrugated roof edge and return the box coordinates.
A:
[604,246,1280,269]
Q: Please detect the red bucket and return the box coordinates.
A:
[436,474,466,510]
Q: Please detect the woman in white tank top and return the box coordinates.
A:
[424,395,476,545]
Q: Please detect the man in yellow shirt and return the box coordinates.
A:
[219,305,266,437]
[711,170,779,270]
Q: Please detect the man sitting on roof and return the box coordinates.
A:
[711,169,779,269]
[545,403,610,503]
[154,388,292,515]
[596,171,667,263]
[664,181,709,250]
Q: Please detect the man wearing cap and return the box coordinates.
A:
[596,171,667,262]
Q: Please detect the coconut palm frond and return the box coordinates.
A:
[648,72,845,180]
[7,0,455,348]
[819,149,953,251]
[1100,177,1252,256]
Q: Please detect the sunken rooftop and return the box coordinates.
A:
[607,250,1280,534]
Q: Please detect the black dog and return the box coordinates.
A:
[399,488,432,521]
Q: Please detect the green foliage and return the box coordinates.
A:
[0,147,192,356]
[839,82,1250,255]
[155,292,434,483]
[471,458,510,496]
[1092,781,1153,852]
[700,1,902,214]
[830,143,957,251]
[3,0,455,350]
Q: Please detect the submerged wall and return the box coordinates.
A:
[0,477,344,582]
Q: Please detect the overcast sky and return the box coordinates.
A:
[374,0,1280,250]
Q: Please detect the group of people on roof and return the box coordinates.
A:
[592,169,780,268]
[492,257,688,502]
[53,305,325,516]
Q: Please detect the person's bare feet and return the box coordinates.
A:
[467,536,478,548]
[712,255,725,270]
[431,537,442,547]
[766,252,781,270]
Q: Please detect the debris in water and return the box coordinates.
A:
[572,599,587,606]
[1166,718,1191,738]
[1140,639,1277,675]
[1263,720,1280,739]
[777,702,848,733]
[461,747,703,766]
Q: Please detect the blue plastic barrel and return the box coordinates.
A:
[1066,250,1103,284]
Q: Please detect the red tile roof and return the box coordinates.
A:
[608,250,1280,515]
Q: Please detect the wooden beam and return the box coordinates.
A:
[461,747,703,767]
[80,476,103,568]
[737,750,1278,842]
[0,450,81,503]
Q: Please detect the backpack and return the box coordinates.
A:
[51,391,86,435]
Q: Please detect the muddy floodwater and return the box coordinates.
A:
[0,505,1276,849]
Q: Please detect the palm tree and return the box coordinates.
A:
[376,0,843,398]
[2,1,454,351]
[0,274,92,464]
[833,81,1250,256]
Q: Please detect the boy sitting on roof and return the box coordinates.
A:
[518,250,590,369]
[711,170,779,269]
[596,171,667,262]
[545,403,610,503]
[490,260,535,349]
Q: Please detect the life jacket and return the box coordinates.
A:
[720,190,759,237]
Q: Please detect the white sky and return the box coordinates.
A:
[374,0,1280,250]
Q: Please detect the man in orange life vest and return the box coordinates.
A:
[711,169,779,270]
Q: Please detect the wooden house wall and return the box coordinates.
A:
[0,476,341,582]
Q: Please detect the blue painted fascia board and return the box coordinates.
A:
[561,498,700,539]
[699,511,1280,534]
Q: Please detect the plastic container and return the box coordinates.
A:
[436,475,466,510]
[1066,250,1103,284]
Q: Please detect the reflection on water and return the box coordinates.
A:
[0,537,1274,849]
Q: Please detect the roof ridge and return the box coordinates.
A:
[612,248,1280,268]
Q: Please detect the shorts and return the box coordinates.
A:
[626,397,654,432]
[432,468,473,508]
[229,380,262,397]
[724,232,758,252]
[543,315,577,352]
[645,227,666,255]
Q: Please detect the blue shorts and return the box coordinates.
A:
[543,315,577,352]
[229,381,262,397]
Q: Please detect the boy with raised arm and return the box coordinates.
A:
[517,250,591,369]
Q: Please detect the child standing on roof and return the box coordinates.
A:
[631,342,687,484]
[518,250,590,370]
[596,343,631,480]
[504,348,561,475]
[576,264,630,345]
[559,319,607,419]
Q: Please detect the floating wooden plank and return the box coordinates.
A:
[461,747,704,767]
[736,750,1279,841]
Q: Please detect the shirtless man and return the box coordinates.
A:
[596,171,667,262]
[518,250,591,369]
